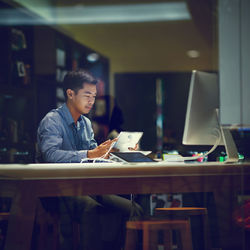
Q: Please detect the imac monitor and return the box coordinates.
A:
[182,70,239,162]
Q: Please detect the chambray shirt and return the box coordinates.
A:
[37,103,97,163]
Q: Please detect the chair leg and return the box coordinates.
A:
[35,200,60,250]
[143,223,158,250]
[163,229,173,250]
[179,220,193,250]
[125,228,138,250]
[72,222,80,250]
[202,214,211,250]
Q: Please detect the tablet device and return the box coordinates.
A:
[110,152,156,163]
[112,131,143,152]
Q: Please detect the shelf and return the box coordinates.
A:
[0,85,34,97]
[0,2,110,163]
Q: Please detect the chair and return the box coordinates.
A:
[155,207,211,250]
[33,201,59,250]
[124,219,193,250]
[34,199,80,250]
[0,201,79,250]
[0,207,60,250]
[0,212,9,250]
[0,213,9,221]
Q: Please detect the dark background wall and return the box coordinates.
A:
[114,72,191,152]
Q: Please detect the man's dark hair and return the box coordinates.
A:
[63,69,98,100]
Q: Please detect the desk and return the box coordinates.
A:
[1,161,250,250]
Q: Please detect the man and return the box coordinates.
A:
[37,69,142,250]
[37,70,114,162]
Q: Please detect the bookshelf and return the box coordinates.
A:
[0,2,110,163]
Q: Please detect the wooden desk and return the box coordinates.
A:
[1,161,250,250]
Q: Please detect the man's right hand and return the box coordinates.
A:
[87,138,117,159]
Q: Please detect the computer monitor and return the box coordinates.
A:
[182,70,239,163]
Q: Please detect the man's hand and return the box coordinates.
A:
[87,138,117,159]
[128,143,139,151]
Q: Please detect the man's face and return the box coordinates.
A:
[70,83,97,115]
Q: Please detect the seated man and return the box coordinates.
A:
[37,69,142,250]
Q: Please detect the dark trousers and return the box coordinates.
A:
[59,195,143,250]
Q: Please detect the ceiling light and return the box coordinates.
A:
[0,2,191,25]
[55,2,191,24]
[87,53,99,62]
[187,50,200,58]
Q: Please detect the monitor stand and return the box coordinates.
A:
[220,127,239,163]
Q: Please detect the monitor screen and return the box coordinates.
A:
[182,70,239,163]
[183,70,221,146]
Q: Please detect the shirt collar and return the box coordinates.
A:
[58,103,83,126]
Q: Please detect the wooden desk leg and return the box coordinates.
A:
[4,182,37,250]
[213,179,241,250]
